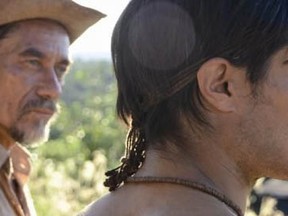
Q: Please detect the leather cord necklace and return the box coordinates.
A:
[126,176,243,216]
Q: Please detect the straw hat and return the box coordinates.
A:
[0,0,105,43]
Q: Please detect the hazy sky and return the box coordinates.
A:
[70,0,130,59]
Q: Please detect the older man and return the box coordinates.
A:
[81,0,288,216]
[0,1,104,215]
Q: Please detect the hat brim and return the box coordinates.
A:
[0,0,106,43]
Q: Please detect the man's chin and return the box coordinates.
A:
[21,130,49,147]
[11,111,59,146]
[11,123,51,146]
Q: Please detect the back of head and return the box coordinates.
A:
[105,0,288,190]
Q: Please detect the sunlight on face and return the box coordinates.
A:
[11,110,60,146]
[0,20,69,146]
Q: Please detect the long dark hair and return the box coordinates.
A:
[105,0,288,191]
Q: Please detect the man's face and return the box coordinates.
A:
[0,20,70,145]
[237,46,288,179]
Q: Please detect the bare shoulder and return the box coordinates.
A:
[78,192,125,216]
[78,186,135,216]
[78,184,238,216]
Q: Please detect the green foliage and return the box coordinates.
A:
[29,59,126,215]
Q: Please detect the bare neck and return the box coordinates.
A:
[135,139,253,213]
[0,125,15,149]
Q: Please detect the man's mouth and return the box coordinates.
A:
[23,108,55,118]
[21,99,58,118]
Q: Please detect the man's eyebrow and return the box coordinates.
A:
[19,47,72,66]
[19,48,45,58]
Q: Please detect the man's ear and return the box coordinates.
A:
[197,58,247,113]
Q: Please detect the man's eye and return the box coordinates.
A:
[55,67,68,81]
[27,59,41,66]
[24,59,42,69]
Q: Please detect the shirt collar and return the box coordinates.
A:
[10,144,31,186]
[0,126,31,186]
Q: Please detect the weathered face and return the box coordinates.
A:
[237,46,288,179]
[0,19,70,145]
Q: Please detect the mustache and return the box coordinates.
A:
[21,98,58,115]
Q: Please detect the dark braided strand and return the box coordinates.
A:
[104,124,146,191]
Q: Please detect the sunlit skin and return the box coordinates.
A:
[233,47,288,180]
[0,19,70,146]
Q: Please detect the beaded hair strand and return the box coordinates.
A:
[104,119,146,191]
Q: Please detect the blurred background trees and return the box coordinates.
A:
[28,59,126,215]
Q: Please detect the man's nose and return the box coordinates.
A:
[36,69,62,100]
